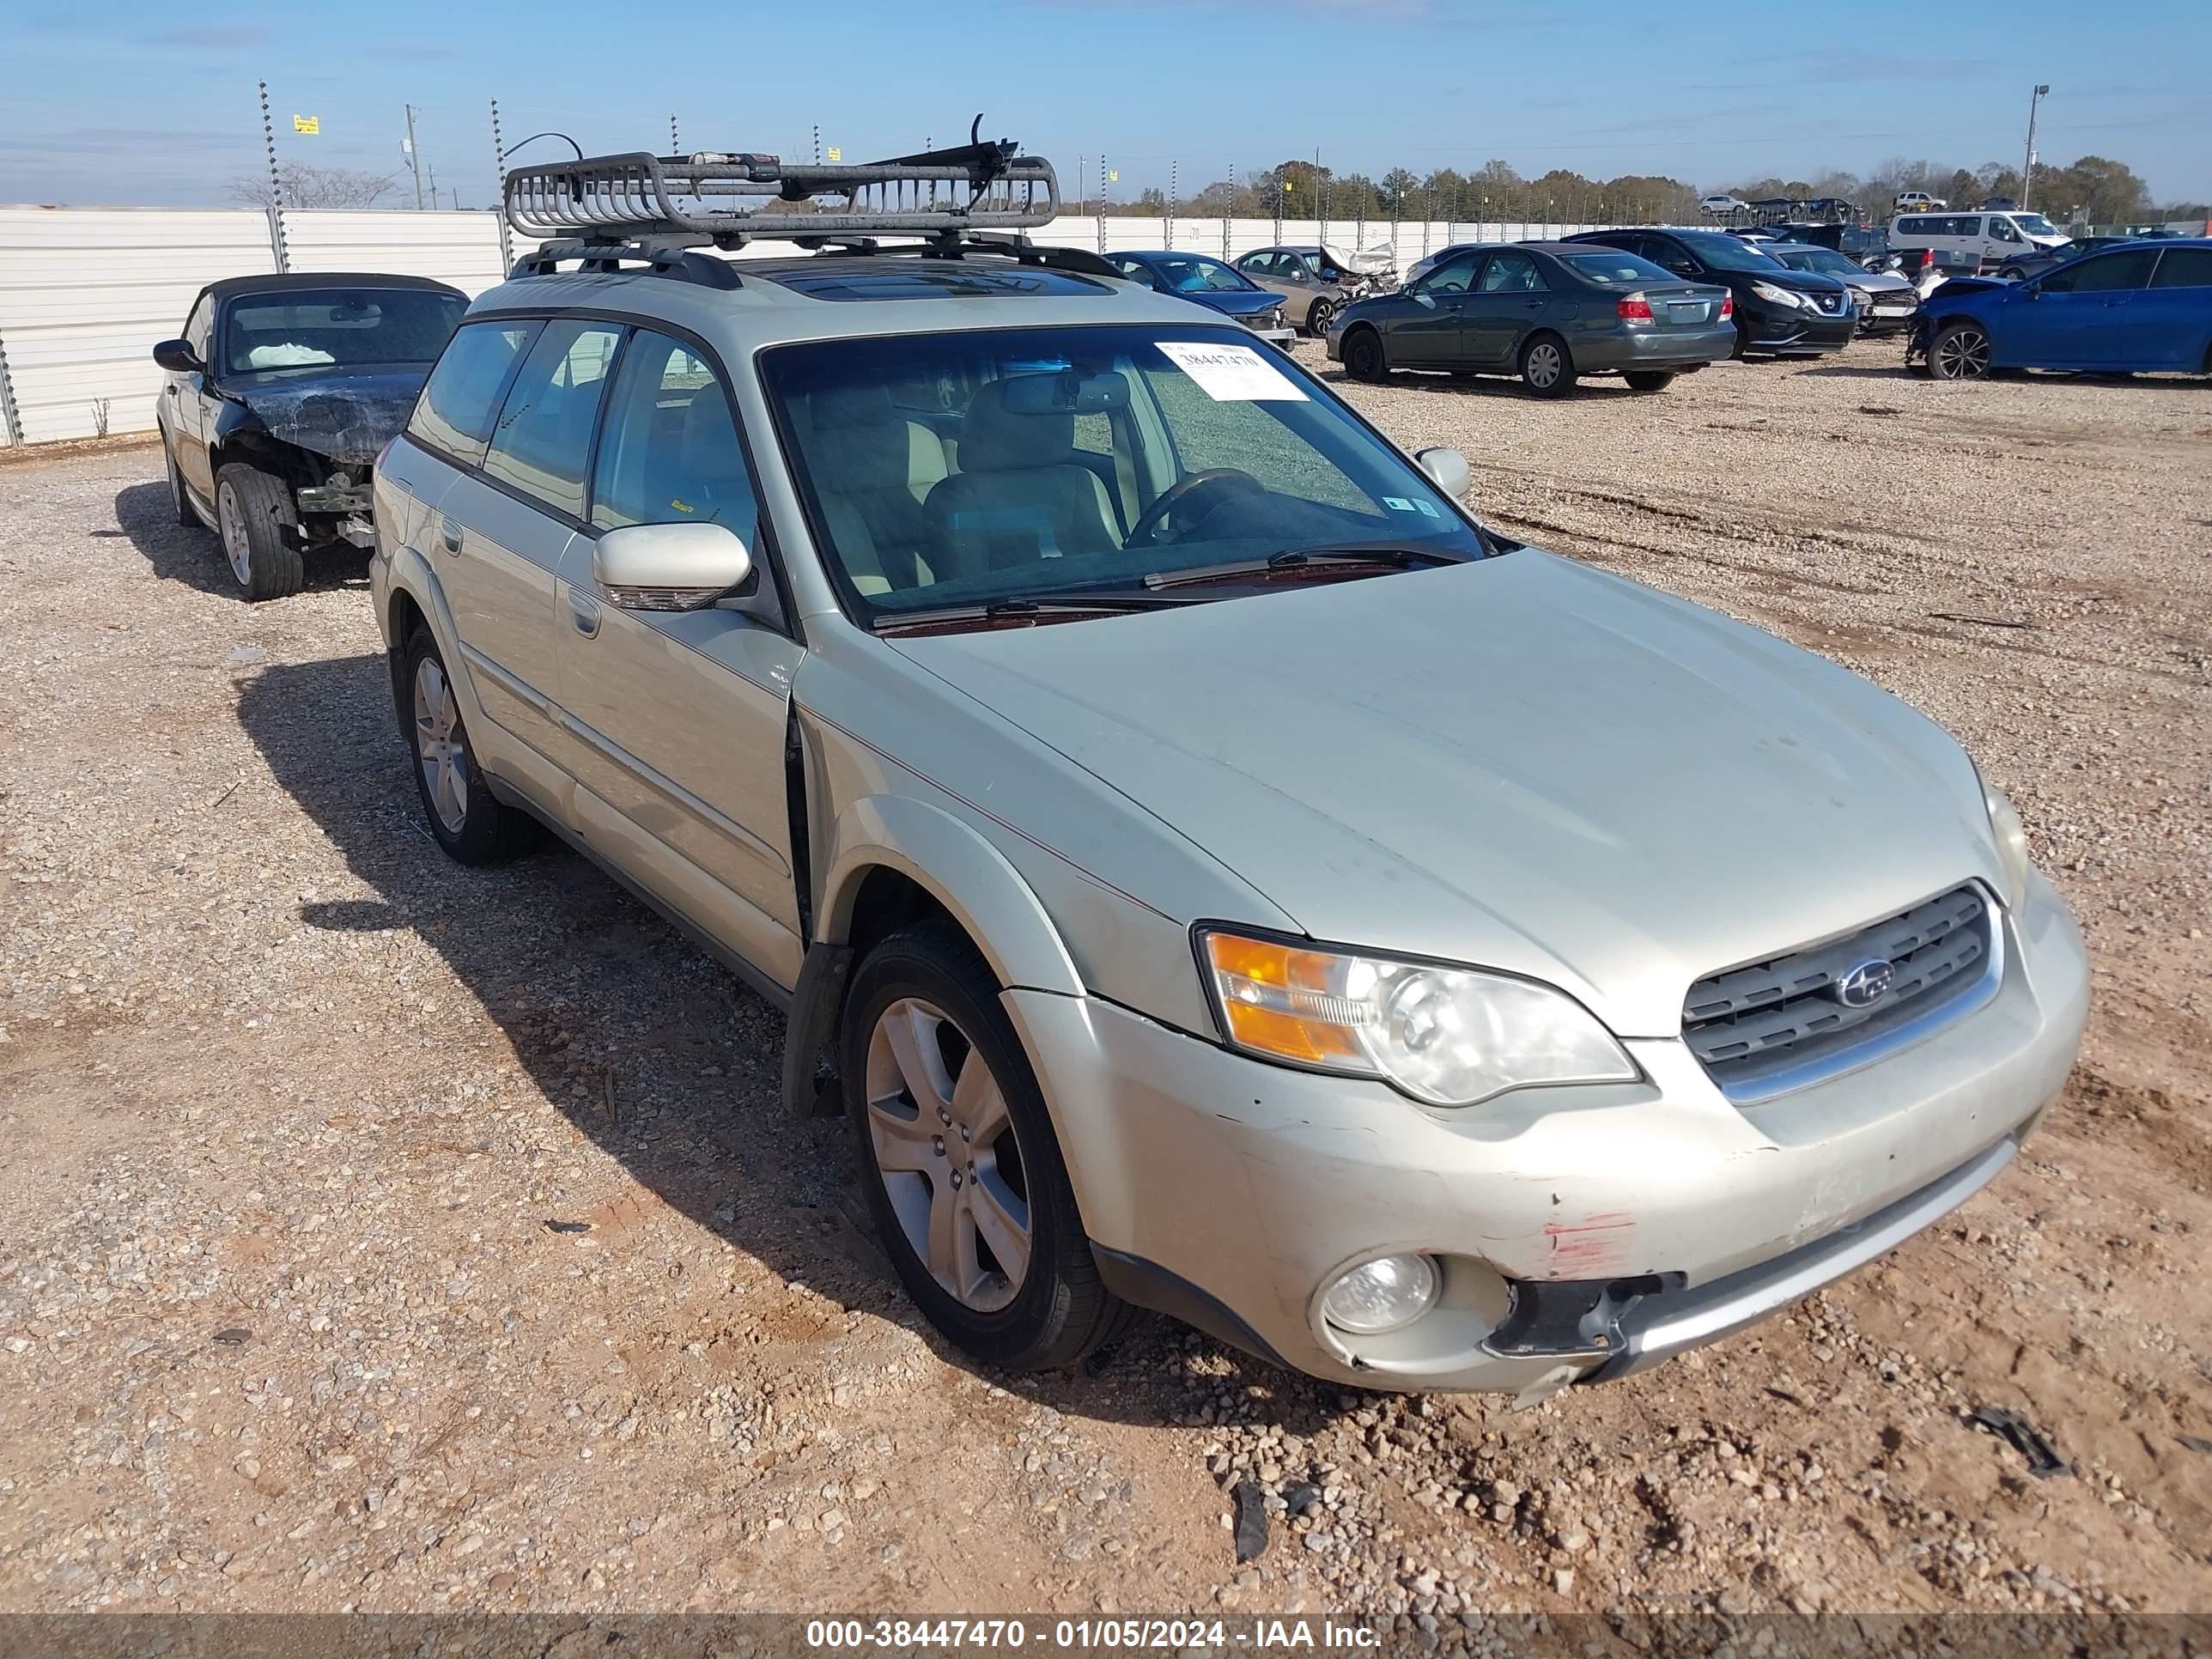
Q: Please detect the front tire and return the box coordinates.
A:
[1304,300,1334,339]
[215,463,303,600]
[1929,320,1993,380]
[842,920,1130,1372]
[1341,326,1389,383]
[1519,333,1577,397]
[401,626,538,865]
[1623,371,1676,392]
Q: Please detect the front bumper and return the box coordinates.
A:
[1741,301,1857,354]
[1008,870,2088,1394]
[1244,324,1297,350]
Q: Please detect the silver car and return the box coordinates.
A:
[372,144,2087,1398]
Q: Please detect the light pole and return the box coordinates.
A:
[2021,83,2050,210]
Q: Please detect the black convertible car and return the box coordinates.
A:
[153,272,467,599]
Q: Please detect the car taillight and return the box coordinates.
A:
[1617,294,1653,321]
[1719,293,1734,318]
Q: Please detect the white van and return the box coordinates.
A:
[1887,210,2071,271]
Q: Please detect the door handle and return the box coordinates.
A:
[440,517,462,554]
[568,592,602,639]
[1522,299,1546,309]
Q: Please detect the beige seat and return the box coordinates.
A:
[924,377,1120,579]
[803,385,940,595]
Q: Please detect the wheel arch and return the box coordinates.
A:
[817,794,1085,1000]
[380,547,489,745]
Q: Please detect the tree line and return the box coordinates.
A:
[1067,154,2203,230]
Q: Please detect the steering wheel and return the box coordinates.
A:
[1124,468,1267,547]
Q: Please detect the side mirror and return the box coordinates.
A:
[152,338,202,374]
[594,521,752,612]
[1414,447,1470,498]
[1412,290,1437,309]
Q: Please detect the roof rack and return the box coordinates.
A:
[502,121,1058,248]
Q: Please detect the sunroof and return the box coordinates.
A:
[768,265,1109,301]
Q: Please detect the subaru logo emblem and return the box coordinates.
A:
[1834,958,1894,1008]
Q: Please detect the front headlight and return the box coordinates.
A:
[1197,928,1638,1107]
[1984,784,2031,911]
[1750,281,1804,308]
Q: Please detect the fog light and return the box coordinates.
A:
[1320,1254,1440,1335]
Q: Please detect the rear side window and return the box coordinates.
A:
[481,321,624,520]
[1897,217,1929,236]
[408,319,540,466]
[2043,250,2158,294]
[1478,252,1548,293]
[591,330,761,538]
[2151,248,2212,289]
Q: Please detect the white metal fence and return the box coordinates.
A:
[0,205,1606,447]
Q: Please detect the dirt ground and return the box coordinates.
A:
[2,341,2208,1626]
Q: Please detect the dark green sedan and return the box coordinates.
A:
[1324,241,1739,397]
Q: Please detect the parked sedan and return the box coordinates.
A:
[1232,246,1382,337]
[1327,242,1735,396]
[1563,228,1856,358]
[1908,239,2212,379]
[1104,251,1294,348]
[1763,242,1920,334]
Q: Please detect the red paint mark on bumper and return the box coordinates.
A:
[1544,1211,1636,1275]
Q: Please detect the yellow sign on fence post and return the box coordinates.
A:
[826,146,842,161]
[292,115,320,135]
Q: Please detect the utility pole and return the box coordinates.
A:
[2021,83,2051,210]
[490,98,514,269]
[1316,147,1326,248]
[404,103,426,210]
[428,162,441,210]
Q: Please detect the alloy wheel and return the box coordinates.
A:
[412,656,469,834]
[1934,326,1991,380]
[865,997,1030,1313]
[217,480,253,585]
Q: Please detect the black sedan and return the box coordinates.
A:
[1561,228,1857,358]
[1324,242,1735,396]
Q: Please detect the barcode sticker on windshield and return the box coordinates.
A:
[1157,341,1309,402]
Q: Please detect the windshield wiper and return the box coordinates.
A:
[872,592,1196,634]
[1141,545,1457,590]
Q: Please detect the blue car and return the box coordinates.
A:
[1103,251,1296,349]
[1910,239,2212,380]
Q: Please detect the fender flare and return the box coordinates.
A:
[817,793,1084,998]
[381,544,489,739]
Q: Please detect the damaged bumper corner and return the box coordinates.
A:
[1000,872,2088,1395]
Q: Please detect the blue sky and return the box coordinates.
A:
[9,0,2208,210]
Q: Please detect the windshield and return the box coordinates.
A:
[2008,214,2063,239]
[1675,232,1784,272]
[222,289,465,374]
[1771,246,1863,276]
[1558,250,1680,287]
[762,325,1489,629]
[1151,255,1256,295]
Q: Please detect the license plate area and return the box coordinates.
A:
[1667,301,1705,322]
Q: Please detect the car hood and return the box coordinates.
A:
[891,552,2002,1036]
[1844,270,1917,294]
[1183,289,1285,319]
[224,364,432,465]
[1747,267,1850,295]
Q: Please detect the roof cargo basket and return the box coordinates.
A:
[502,120,1059,247]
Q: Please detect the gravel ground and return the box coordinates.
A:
[2,340,2209,1628]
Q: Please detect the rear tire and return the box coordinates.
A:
[1928,320,1993,381]
[401,625,538,865]
[1623,371,1676,392]
[1341,326,1389,383]
[1518,333,1577,398]
[164,436,198,526]
[1999,265,2026,281]
[1304,300,1334,339]
[842,919,1132,1372]
[215,463,303,600]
